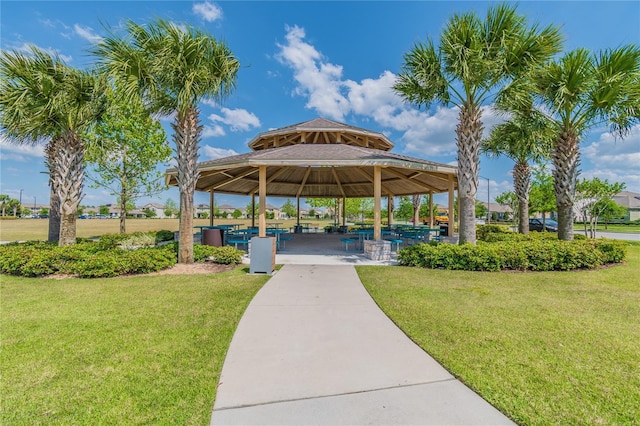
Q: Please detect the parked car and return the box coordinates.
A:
[529,218,558,232]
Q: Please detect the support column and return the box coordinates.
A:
[251,194,256,228]
[448,176,455,237]
[374,166,381,241]
[296,196,300,228]
[387,195,394,228]
[259,166,267,237]
[342,197,346,226]
[429,191,434,228]
[209,190,214,226]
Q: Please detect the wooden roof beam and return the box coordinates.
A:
[211,168,256,190]
[297,167,312,197]
[331,167,347,198]
[385,168,440,192]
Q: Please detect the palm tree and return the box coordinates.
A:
[94,19,239,263]
[0,46,104,245]
[394,3,562,244]
[482,112,554,233]
[531,46,640,240]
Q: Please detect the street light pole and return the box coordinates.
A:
[480,176,490,224]
[34,196,36,216]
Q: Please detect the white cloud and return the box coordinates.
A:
[208,108,261,132]
[201,146,239,160]
[202,125,226,138]
[0,135,45,161]
[17,42,72,63]
[193,2,223,22]
[276,25,350,121]
[581,124,640,192]
[73,24,102,43]
[274,26,506,159]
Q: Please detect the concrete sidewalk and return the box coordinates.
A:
[211,264,514,425]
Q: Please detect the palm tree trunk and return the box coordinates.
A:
[48,183,61,242]
[173,107,202,264]
[552,131,580,241]
[45,141,61,242]
[119,156,127,234]
[53,132,85,246]
[456,103,482,245]
[514,162,531,234]
[412,195,421,226]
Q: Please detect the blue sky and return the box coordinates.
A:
[2,0,639,210]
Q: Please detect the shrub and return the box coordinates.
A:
[0,238,178,278]
[155,230,175,243]
[397,238,627,272]
[477,224,512,241]
[193,245,243,264]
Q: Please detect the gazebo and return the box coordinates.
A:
[166,118,458,244]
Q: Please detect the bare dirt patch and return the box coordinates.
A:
[147,262,237,275]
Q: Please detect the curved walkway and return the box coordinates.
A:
[211,264,514,425]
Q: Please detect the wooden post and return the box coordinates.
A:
[374,166,381,241]
[259,166,267,237]
[209,190,214,226]
[429,191,434,228]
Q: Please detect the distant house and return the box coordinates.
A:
[140,203,168,219]
[612,191,640,221]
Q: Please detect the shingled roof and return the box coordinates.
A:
[247,117,394,151]
[166,143,457,198]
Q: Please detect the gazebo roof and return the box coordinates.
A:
[247,117,394,151]
[166,143,457,198]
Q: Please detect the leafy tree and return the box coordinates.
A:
[598,199,627,229]
[495,191,518,225]
[232,209,242,219]
[85,83,170,233]
[483,112,554,233]
[1,46,105,245]
[475,200,487,219]
[419,195,433,218]
[201,211,209,220]
[575,177,625,238]
[529,164,556,225]
[394,3,561,244]
[99,205,110,216]
[142,207,157,218]
[396,196,414,221]
[528,46,640,240]
[164,198,178,218]
[95,19,239,263]
[281,199,297,218]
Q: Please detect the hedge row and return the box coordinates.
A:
[397,238,627,271]
[0,232,244,278]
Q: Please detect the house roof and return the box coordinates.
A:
[247,117,394,151]
[166,143,457,198]
[613,191,640,209]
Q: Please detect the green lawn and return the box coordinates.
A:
[357,242,640,425]
[1,267,269,425]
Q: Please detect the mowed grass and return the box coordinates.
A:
[0,218,336,242]
[357,242,640,425]
[1,267,270,425]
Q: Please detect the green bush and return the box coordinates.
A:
[155,230,175,243]
[193,245,243,264]
[477,224,512,241]
[0,239,178,278]
[398,238,628,272]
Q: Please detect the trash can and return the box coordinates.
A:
[439,224,449,238]
[293,225,304,233]
[249,236,276,274]
[203,228,223,247]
